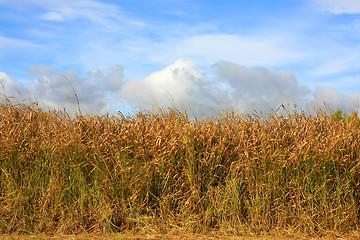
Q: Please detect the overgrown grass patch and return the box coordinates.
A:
[1,100,360,238]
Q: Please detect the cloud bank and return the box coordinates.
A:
[1,65,124,115]
[1,59,360,117]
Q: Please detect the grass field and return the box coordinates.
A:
[2,232,360,240]
[1,99,360,239]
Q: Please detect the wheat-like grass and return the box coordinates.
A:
[0,99,360,237]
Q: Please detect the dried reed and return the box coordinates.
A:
[0,100,360,237]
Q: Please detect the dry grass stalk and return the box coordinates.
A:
[0,100,360,238]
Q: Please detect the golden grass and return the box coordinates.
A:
[1,99,360,238]
[2,233,360,240]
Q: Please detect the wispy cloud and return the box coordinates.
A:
[325,75,360,92]
[0,0,148,78]
[0,0,142,29]
[148,34,306,67]
[0,35,40,52]
[314,0,360,14]
[310,50,360,75]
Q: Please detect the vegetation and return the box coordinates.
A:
[1,99,360,238]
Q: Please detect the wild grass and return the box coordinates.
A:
[1,99,360,238]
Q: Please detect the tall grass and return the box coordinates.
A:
[1,99,360,237]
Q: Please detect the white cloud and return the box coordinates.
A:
[0,35,40,51]
[326,74,360,91]
[118,59,225,116]
[314,0,360,14]
[30,66,124,114]
[0,72,30,100]
[1,60,360,117]
[1,65,124,115]
[28,65,54,76]
[32,70,110,114]
[149,34,306,67]
[41,11,64,21]
[311,86,360,113]
[0,0,144,29]
[213,61,311,112]
[85,65,124,93]
[310,51,360,75]
[118,60,360,116]
[39,0,119,25]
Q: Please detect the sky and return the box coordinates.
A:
[1,0,360,117]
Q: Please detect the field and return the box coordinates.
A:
[1,99,360,239]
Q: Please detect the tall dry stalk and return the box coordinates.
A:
[0,100,360,237]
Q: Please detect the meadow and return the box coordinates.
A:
[1,99,360,238]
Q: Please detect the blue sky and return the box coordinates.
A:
[1,0,360,116]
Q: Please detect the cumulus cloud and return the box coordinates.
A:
[1,65,124,115]
[213,61,311,110]
[0,72,30,100]
[311,86,360,113]
[118,59,226,116]
[29,65,54,76]
[86,65,124,93]
[118,59,360,116]
[32,66,123,114]
[1,59,360,117]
